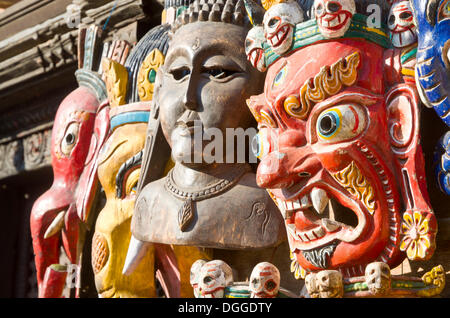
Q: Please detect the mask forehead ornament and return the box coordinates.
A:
[314,0,356,39]
[388,1,417,48]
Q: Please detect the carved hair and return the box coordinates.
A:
[170,0,252,35]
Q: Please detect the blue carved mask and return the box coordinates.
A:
[412,0,450,126]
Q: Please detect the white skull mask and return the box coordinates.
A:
[263,1,304,56]
[365,262,391,296]
[388,1,417,48]
[245,26,267,72]
[316,270,343,298]
[305,273,320,298]
[249,262,280,298]
[197,260,233,298]
[314,0,356,38]
[190,259,207,298]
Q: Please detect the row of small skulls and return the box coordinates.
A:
[305,262,391,298]
[245,0,417,72]
[190,259,281,298]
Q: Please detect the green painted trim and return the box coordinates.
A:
[264,14,391,67]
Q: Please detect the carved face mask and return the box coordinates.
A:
[248,39,436,277]
[316,270,343,298]
[92,102,156,298]
[411,0,450,195]
[190,259,207,297]
[412,0,450,123]
[30,86,98,297]
[249,262,280,298]
[388,1,417,48]
[245,26,267,72]
[197,260,233,298]
[158,22,264,165]
[263,2,303,56]
[364,262,391,296]
[314,0,355,38]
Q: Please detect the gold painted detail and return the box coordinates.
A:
[137,49,165,102]
[92,232,109,274]
[261,0,285,11]
[332,161,376,214]
[418,265,446,297]
[285,52,361,120]
[102,58,129,108]
[289,250,307,280]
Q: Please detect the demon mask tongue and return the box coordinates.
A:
[314,0,356,39]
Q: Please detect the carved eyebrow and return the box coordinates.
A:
[115,150,143,198]
[426,0,440,25]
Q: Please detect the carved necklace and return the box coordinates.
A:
[165,164,251,231]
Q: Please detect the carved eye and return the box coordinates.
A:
[205,68,237,80]
[272,65,288,88]
[245,38,253,49]
[438,0,450,22]
[170,67,190,81]
[316,105,366,143]
[388,14,396,25]
[252,128,275,159]
[399,11,412,20]
[265,279,277,291]
[115,151,143,199]
[268,17,280,28]
[61,122,80,156]
[203,276,213,285]
[315,3,324,16]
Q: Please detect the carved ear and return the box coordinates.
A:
[386,84,419,157]
[386,83,433,213]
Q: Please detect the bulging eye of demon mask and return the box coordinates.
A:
[247,38,436,277]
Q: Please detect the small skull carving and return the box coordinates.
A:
[365,262,391,296]
[388,1,417,48]
[316,270,344,298]
[197,260,233,298]
[245,26,267,72]
[314,0,356,39]
[263,1,304,56]
[190,259,207,298]
[249,262,280,298]
[305,273,320,298]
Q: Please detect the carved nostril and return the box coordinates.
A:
[298,172,311,177]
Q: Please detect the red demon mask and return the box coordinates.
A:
[248,39,436,277]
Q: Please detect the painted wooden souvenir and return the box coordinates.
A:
[125,0,297,294]
[30,26,106,298]
[246,0,444,297]
[196,260,234,298]
[411,0,450,195]
[190,259,298,298]
[249,262,280,298]
[304,262,445,297]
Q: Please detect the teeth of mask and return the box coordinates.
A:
[311,187,329,214]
